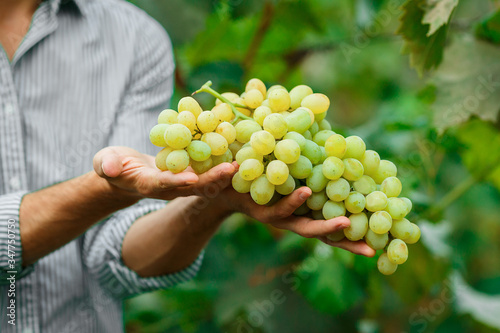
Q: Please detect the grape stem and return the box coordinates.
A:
[193,81,253,123]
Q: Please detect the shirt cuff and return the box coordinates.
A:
[85,199,204,299]
[0,191,34,283]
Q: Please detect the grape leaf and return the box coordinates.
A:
[475,10,500,44]
[421,0,459,36]
[432,34,500,131]
[397,0,449,76]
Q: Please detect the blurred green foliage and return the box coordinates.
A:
[124,0,500,332]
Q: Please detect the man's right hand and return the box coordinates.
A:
[93,146,236,201]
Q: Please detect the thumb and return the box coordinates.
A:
[93,147,123,178]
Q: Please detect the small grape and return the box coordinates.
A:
[294,202,311,216]
[306,165,329,192]
[306,190,329,210]
[400,197,413,213]
[250,130,276,155]
[245,78,267,97]
[390,218,413,240]
[216,122,236,144]
[235,120,262,143]
[365,229,389,250]
[324,134,347,159]
[211,103,234,123]
[353,175,377,195]
[216,92,239,105]
[288,156,313,179]
[318,119,332,131]
[322,156,344,180]
[178,96,202,117]
[361,150,380,176]
[344,191,366,214]
[232,171,252,193]
[283,132,306,150]
[197,111,218,133]
[387,239,408,265]
[314,111,327,122]
[369,211,392,234]
[322,200,346,220]
[250,175,275,205]
[326,178,350,202]
[191,157,213,174]
[253,106,272,126]
[377,253,398,275]
[274,139,301,164]
[365,191,388,212]
[380,176,402,197]
[149,124,169,147]
[166,150,190,173]
[286,108,312,133]
[186,140,211,162]
[301,93,330,114]
[344,136,366,159]
[155,147,173,171]
[268,88,291,112]
[235,146,263,164]
[302,140,322,164]
[303,129,313,140]
[404,223,421,244]
[157,109,178,124]
[239,158,264,181]
[212,149,233,165]
[342,158,364,181]
[327,230,345,242]
[372,160,397,184]
[165,124,192,149]
[244,89,265,109]
[386,197,408,219]
[266,85,287,97]
[263,113,288,139]
[289,84,313,109]
[266,160,289,185]
[275,175,296,195]
[312,209,325,221]
[313,130,335,146]
[201,132,228,156]
[344,212,368,241]
[177,111,197,133]
[309,122,319,137]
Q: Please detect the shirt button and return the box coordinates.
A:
[5,103,14,115]
[9,176,21,191]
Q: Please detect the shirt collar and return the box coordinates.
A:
[50,0,88,16]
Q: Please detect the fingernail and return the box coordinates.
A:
[101,163,108,177]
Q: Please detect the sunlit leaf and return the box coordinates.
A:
[422,0,459,36]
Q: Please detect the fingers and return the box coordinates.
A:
[196,163,236,187]
[318,236,376,257]
[93,147,123,178]
[274,215,349,238]
[156,171,200,190]
[270,187,312,219]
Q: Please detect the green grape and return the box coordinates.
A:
[155,147,173,171]
[250,130,276,155]
[235,120,262,143]
[239,158,264,181]
[313,130,335,146]
[266,160,289,185]
[289,156,313,179]
[236,98,251,116]
[353,175,377,195]
[361,150,380,176]
[283,132,306,150]
[390,218,413,240]
[380,176,402,197]
[268,88,291,112]
[235,146,263,164]
[286,108,312,133]
[344,136,366,159]
[274,139,301,164]
[261,99,270,107]
[314,111,327,122]
[327,230,345,242]
[309,122,319,137]
[372,160,397,184]
[232,171,252,193]
[228,141,244,157]
[216,92,239,105]
[312,209,325,221]
[306,165,329,192]
[158,109,178,124]
[303,130,313,140]
[245,78,267,97]
[386,197,408,219]
[405,223,421,244]
[149,124,169,147]
[186,140,211,162]
[294,202,311,216]
[306,190,328,210]
[369,211,392,234]
[377,253,398,275]
[319,147,327,164]
[212,149,233,165]
[177,110,197,133]
[400,197,412,213]
[201,132,228,156]
[344,191,366,214]
[267,85,287,96]
[324,134,347,158]
[166,150,190,173]
[263,113,288,139]
[280,111,291,118]
[178,96,202,117]
[250,175,275,205]
[289,84,313,109]
[267,192,283,206]
[191,157,213,174]
[165,124,192,149]
[344,212,368,241]
[301,93,330,114]
[387,239,408,264]
[302,140,322,164]
[253,106,272,126]
[197,111,218,133]
[244,89,264,109]
[342,158,364,181]
[275,175,296,195]
[326,178,350,202]
[365,229,388,250]
[365,191,388,212]
[322,200,346,220]
[318,119,332,131]
[211,103,234,123]
[216,122,236,145]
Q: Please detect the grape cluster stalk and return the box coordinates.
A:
[149,78,420,275]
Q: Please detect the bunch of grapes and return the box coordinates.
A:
[149,79,420,275]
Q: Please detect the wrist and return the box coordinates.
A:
[88,171,141,207]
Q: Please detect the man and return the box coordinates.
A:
[0,0,374,332]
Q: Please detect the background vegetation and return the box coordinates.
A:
[124,0,500,332]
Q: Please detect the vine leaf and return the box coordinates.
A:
[397,0,450,76]
[432,34,500,131]
[422,0,459,36]
[475,10,500,44]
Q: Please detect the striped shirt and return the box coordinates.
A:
[0,0,203,332]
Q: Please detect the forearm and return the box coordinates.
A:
[20,171,138,266]
[122,195,232,277]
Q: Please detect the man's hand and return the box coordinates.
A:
[93,146,236,200]
[219,186,376,257]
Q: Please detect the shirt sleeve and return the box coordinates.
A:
[0,191,34,283]
[83,14,203,298]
